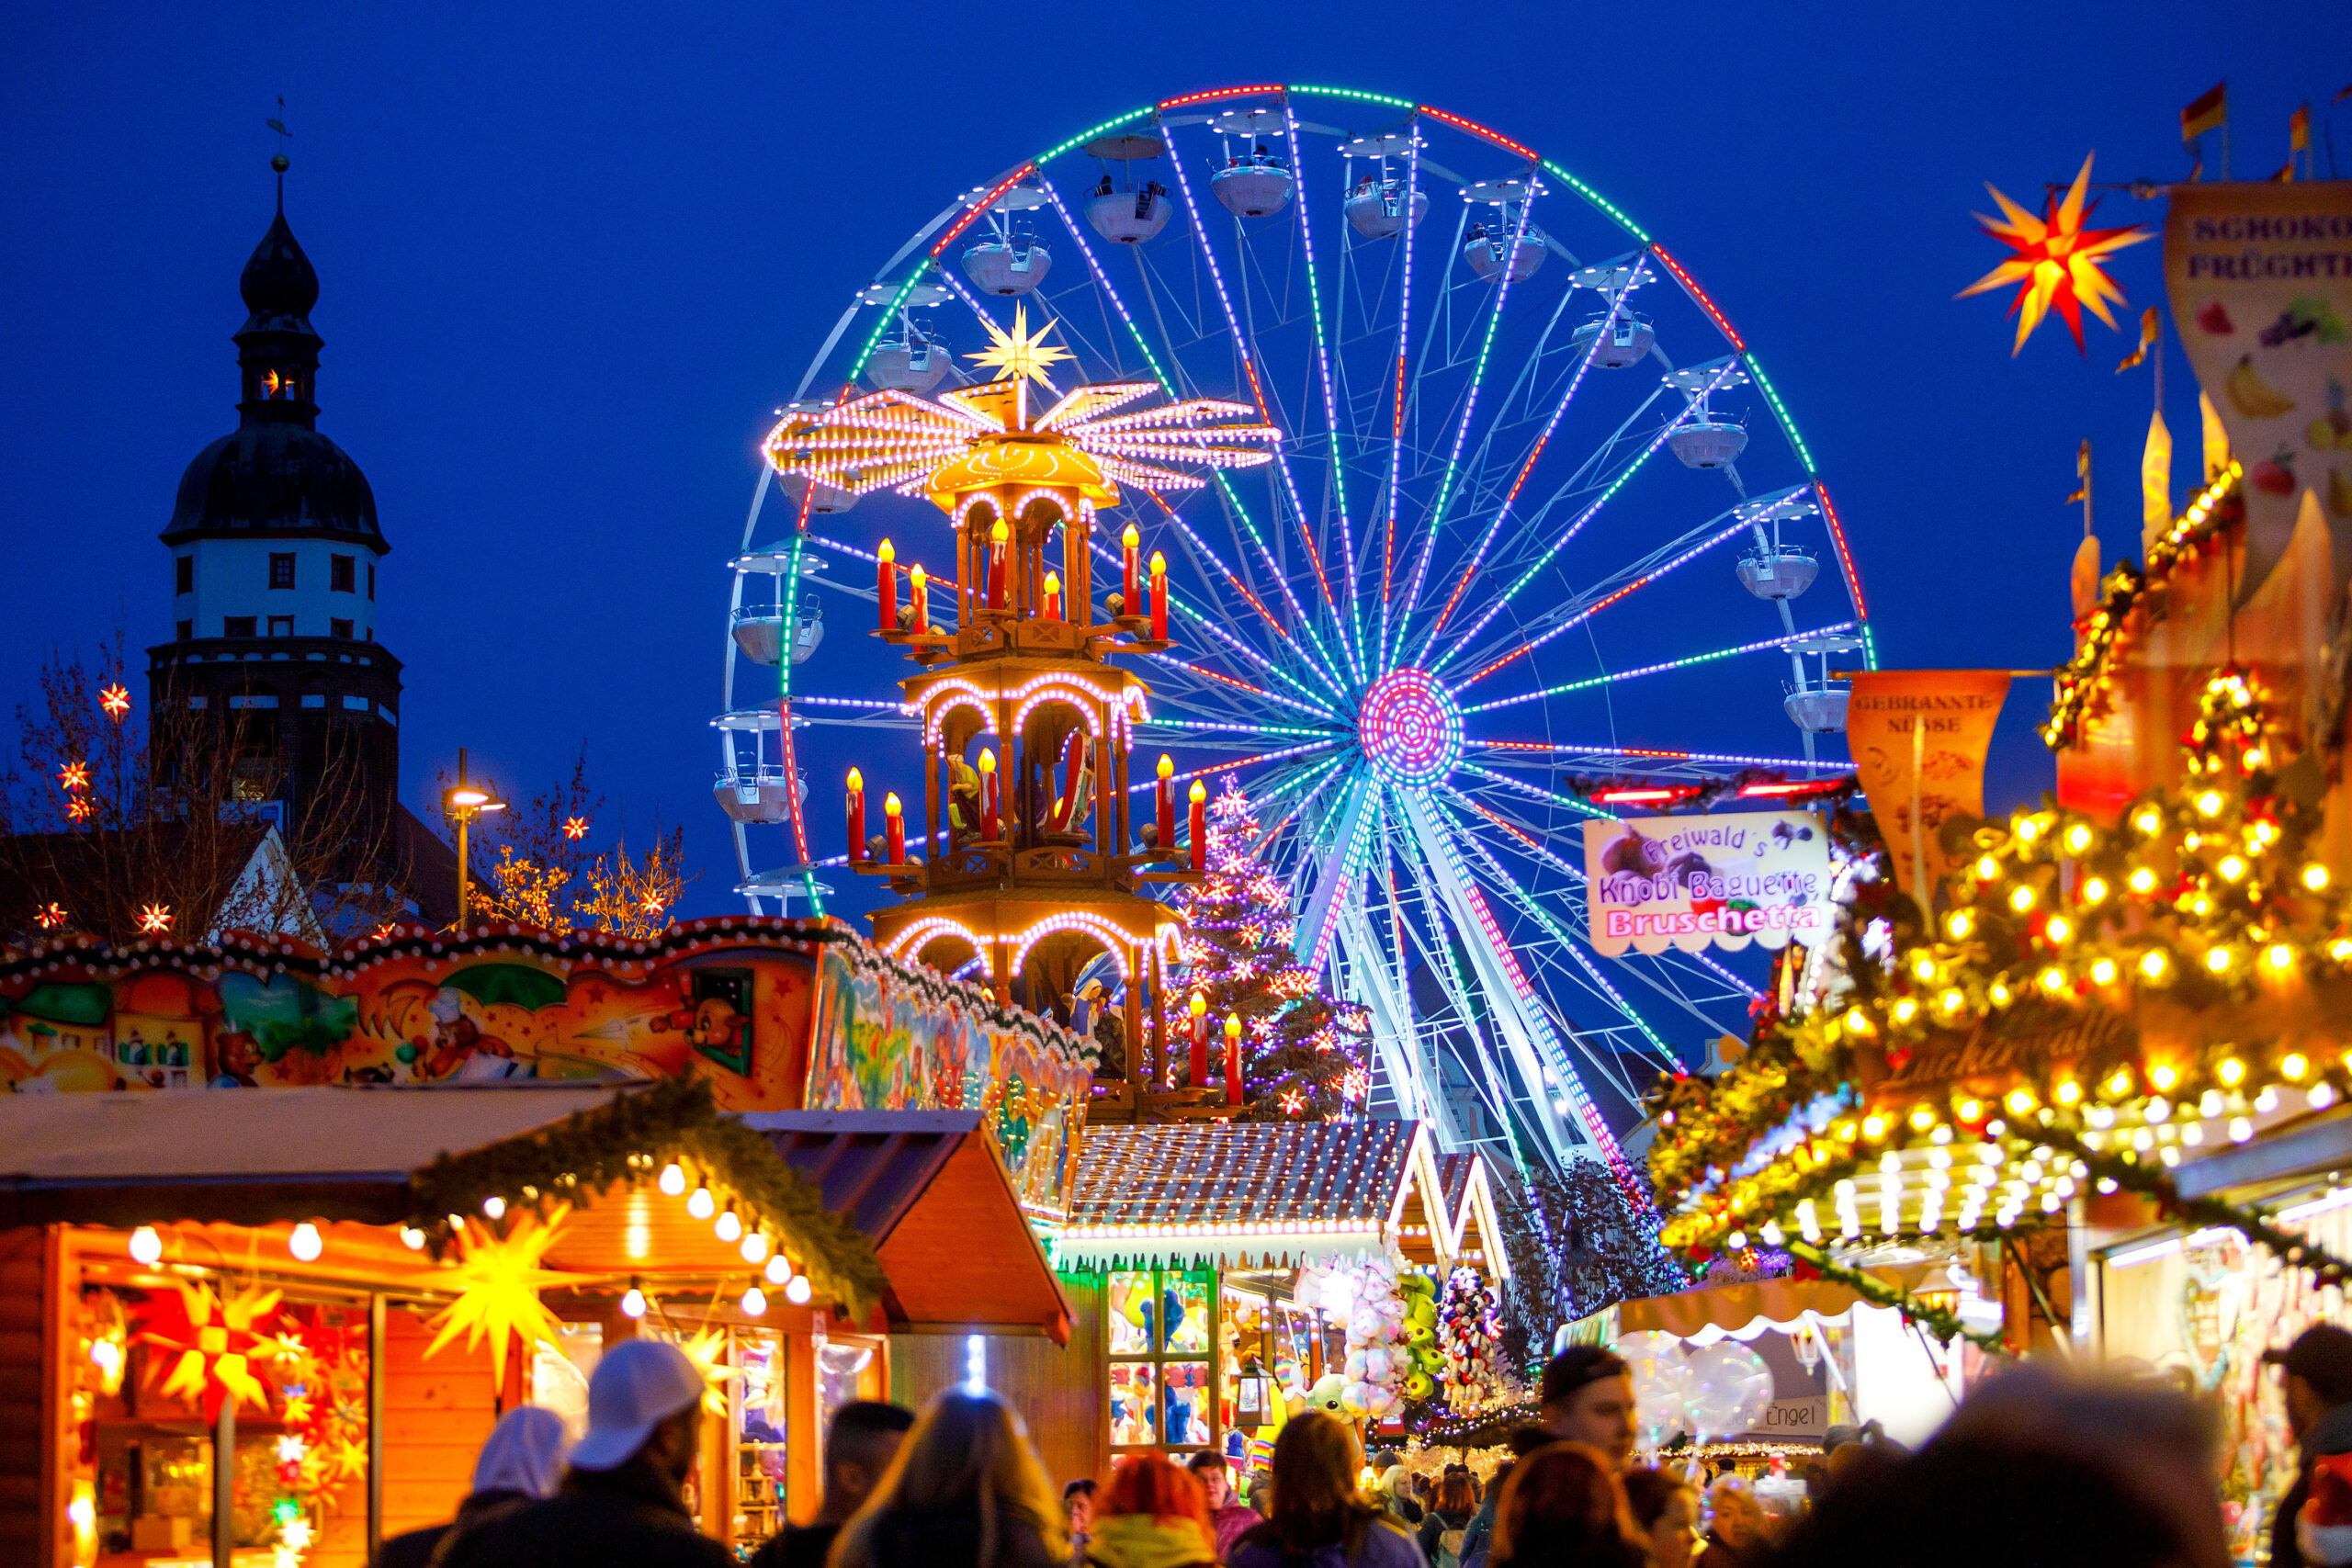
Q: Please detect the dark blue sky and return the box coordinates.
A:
[4,3,2343,927]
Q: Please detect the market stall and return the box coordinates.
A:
[1038,1122,1506,1487]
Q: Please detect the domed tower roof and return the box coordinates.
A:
[162,173,385,551]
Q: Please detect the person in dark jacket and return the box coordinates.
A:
[2269,1325,2352,1568]
[831,1388,1067,1568]
[1227,1413,1420,1568]
[748,1400,913,1568]
[1485,1442,1647,1568]
[370,1405,568,1568]
[434,1338,731,1568]
[1418,1467,1480,1566]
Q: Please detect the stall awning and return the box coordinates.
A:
[0,1083,633,1227]
[746,1111,1072,1344]
[1616,1266,1931,1342]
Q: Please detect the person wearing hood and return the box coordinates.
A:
[2269,1326,2352,1568]
[1184,1451,1261,1560]
[434,1339,731,1568]
[1084,1455,1217,1568]
[830,1389,1065,1568]
[370,1405,569,1568]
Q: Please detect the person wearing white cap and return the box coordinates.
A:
[370,1404,568,1568]
[435,1338,731,1568]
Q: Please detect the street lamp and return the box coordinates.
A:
[441,747,506,929]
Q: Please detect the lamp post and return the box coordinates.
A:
[442,748,507,930]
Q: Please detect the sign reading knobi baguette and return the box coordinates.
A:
[1583,810,1832,955]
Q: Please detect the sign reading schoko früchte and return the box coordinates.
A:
[1582,810,1833,955]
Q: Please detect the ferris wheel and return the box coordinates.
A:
[715,85,1875,1178]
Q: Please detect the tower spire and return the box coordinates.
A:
[266,98,291,212]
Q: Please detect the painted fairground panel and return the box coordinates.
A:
[804,944,1092,1213]
[0,936,817,1108]
[2099,1200,2352,1558]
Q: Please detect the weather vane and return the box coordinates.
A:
[267,97,291,175]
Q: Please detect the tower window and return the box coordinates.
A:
[224,616,256,638]
[331,555,355,592]
[175,557,194,595]
[267,615,294,637]
[269,553,296,590]
[176,619,193,642]
[331,618,354,640]
[367,561,376,600]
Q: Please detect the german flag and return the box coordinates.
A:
[2183,82,2227,144]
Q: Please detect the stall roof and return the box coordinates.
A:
[746,1111,1071,1343]
[0,1083,632,1227]
[1057,1121,1500,1276]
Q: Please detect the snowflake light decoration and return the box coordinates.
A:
[35,903,67,930]
[66,798,94,823]
[138,904,173,934]
[562,817,590,841]
[57,761,89,793]
[99,683,130,720]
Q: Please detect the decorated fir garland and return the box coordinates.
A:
[2041,1125,2352,1289]
[1782,1242,2002,1352]
[407,1076,887,1314]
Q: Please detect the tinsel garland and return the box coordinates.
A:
[1783,1242,2003,1353]
[407,1076,888,1314]
[2039,1124,2352,1289]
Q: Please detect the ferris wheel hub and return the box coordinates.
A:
[1358,668,1463,789]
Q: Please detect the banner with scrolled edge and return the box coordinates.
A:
[1845,671,2010,908]
[2165,180,2352,607]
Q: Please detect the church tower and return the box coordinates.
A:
[145,158,401,836]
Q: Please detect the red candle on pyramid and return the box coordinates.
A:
[1149,553,1169,641]
[1188,993,1208,1088]
[1226,1015,1244,1106]
[847,769,866,862]
[1155,756,1174,851]
[1043,571,1061,621]
[989,518,1009,610]
[1189,780,1207,873]
[884,793,905,865]
[979,750,1000,840]
[910,566,929,635]
[1122,525,1140,614]
[877,540,898,632]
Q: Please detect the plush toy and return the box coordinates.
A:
[1302,1372,1351,1416]
[1436,1266,1505,1408]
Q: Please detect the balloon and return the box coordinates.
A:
[1612,1331,1694,1444]
[1680,1341,1775,1440]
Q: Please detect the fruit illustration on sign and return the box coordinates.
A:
[2198,299,2235,335]
[2306,380,2352,450]
[2259,297,2349,349]
[2330,468,2352,520]
[2253,450,2299,498]
[2228,355,2300,420]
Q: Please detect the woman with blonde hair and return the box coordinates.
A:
[831,1389,1066,1568]
[1228,1412,1420,1568]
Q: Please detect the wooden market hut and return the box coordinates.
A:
[0,1081,1064,1568]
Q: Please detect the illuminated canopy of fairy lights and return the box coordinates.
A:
[719,85,1874,1185]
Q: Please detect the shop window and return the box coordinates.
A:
[1107,1269,1216,1454]
[223,616,256,638]
[331,554,355,592]
[267,616,294,637]
[175,556,193,594]
[269,554,296,589]
[331,618,354,640]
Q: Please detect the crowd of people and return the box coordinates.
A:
[373,1325,2330,1568]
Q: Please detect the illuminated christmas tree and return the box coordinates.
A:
[1172,774,1370,1119]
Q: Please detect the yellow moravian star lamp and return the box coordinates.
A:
[420,1203,595,1385]
[1959,152,2151,356]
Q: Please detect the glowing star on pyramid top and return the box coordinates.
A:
[763,309,1278,513]
[1958,152,2153,355]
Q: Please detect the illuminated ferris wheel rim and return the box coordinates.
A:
[720,83,1878,1179]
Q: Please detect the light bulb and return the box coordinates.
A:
[741,1286,768,1317]
[620,1287,647,1319]
[288,1223,323,1262]
[659,1163,686,1197]
[482,1196,506,1221]
[764,1254,793,1286]
[687,1187,716,1220]
[784,1275,813,1305]
[129,1226,162,1266]
[399,1226,426,1250]
[741,1232,769,1264]
[715,1209,743,1244]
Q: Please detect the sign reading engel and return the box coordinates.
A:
[1583,811,1833,955]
